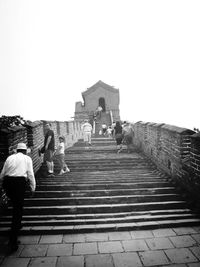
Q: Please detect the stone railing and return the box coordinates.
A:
[0,120,83,174]
[133,121,200,203]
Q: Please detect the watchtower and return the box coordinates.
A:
[74,80,120,123]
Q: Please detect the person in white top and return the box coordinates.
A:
[81,119,93,146]
[0,142,36,252]
[55,136,70,175]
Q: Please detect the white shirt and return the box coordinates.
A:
[56,142,65,155]
[0,152,36,192]
[81,122,92,132]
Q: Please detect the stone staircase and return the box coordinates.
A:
[0,137,200,235]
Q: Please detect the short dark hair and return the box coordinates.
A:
[17,149,26,154]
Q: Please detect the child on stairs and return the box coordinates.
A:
[55,136,70,175]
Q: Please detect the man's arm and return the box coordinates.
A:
[45,136,52,150]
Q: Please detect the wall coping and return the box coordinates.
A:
[26,121,43,128]
[161,124,195,135]
[191,132,200,140]
[0,125,26,133]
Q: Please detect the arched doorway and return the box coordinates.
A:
[99,97,106,112]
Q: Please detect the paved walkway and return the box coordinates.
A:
[1,227,200,266]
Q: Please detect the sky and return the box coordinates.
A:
[0,0,199,130]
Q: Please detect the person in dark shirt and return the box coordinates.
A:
[44,123,55,177]
[114,121,123,153]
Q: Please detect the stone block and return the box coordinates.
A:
[98,241,123,253]
[169,235,197,248]
[145,237,174,250]
[152,228,176,237]
[122,239,148,252]
[85,254,114,267]
[57,256,84,267]
[20,244,48,257]
[63,234,86,243]
[112,252,142,267]
[139,250,169,266]
[85,233,109,242]
[29,257,57,267]
[39,235,63,244]
[173,227,197,235]
[108,231,131,241]
[0,257,30,267]
[47,244,73,256]
[190,246,200,260]
[73,242,98,255]
[130,230,154,239]
[165,248,198,263]
[191,234,200,244]
[19,235,40,244]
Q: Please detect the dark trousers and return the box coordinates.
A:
[3,176,26,242]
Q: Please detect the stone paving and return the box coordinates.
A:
[1,227,200,266]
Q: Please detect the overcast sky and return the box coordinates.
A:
[0,0,199,130]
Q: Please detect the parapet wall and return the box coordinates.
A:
[133,121,200,201]
[0,120,83,174]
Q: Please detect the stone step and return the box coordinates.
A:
[1,137,199,235]
[21,194,182,206]
[0,213,197,227]
[37,178,169,184]
[33,188,176,197]
[36,183,172,191]
[1,218,200,235]
[0,208,193,221]
[2,201,188,216]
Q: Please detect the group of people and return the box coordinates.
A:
[81,118,135,154]
[40,123,70,177]
[113,121,135,153]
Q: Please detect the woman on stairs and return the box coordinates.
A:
[113,121,123,153]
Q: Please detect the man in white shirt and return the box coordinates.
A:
[0,142,36,252]
[96,105,103,118]
[81,119,93,146]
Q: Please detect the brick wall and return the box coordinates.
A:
[133,121,200,201]
[190,133,200,177]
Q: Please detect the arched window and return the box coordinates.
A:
[99,97,106,112]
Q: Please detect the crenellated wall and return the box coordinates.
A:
[133,121,200,202]
[0,120,83,174]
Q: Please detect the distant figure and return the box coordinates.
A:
[96,105,103,118]
[55,136,70,175]
[101,123,107,136]
[114,121,123,153]
[43,123,55,177]
[122,122,134,153]
[111,121,116,137]
[0,143,36,252]
[81,119,93,146]
[107,126,112,138]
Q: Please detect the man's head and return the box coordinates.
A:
[16,142,27,154]
[45,123,51,130]
[59,136,65,142]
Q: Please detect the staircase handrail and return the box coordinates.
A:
[109,110,113,125]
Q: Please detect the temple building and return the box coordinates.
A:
[74,80,120,124]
